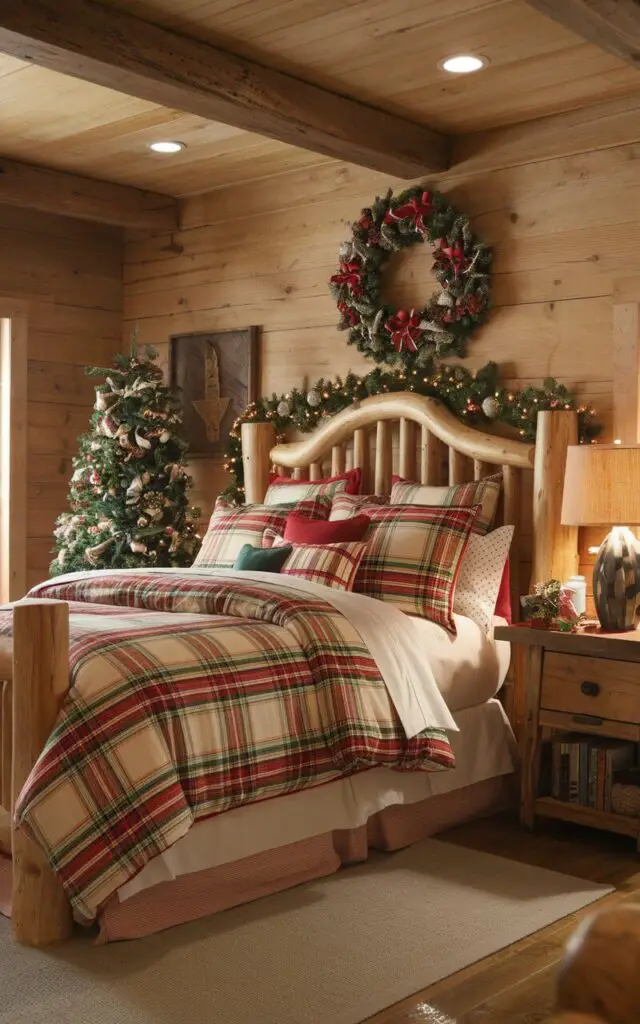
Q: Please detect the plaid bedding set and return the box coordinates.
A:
[0,571,454,922]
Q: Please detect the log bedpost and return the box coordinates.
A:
[531,410,579,588]
[241,422,276,504]
[12,599,73,945]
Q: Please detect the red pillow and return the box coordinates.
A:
[494,559,512,623]
[268,468,361,495]
[284,513,370,545]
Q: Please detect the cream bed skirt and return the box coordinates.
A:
[99,699,516,940]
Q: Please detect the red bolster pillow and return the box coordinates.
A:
[284,513,370,544]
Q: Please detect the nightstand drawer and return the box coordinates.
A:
[541,651,640,724]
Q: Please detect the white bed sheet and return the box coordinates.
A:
[407,613,511,712]
[118,698,517,903]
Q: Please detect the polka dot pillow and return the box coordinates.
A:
[453,526,514,633]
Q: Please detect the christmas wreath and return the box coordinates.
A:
[330,186,492,371]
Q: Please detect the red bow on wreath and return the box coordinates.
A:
[385,309,422,353]
[337,301,361,326]
[330,259,363,296]
[384,191,433,233]
[435,238,467,275]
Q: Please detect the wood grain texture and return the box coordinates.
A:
[0,310,27,601]
[241,421,276,502]
[613,302,640,442]
[0,156,177,229]
[525,0,640,67]
[532,411,579,588]
[374,420,392,495]
[11,600,73,945]
[541,650,640,723]
[521,644,544,829]
[270,394,534,470]
[1,210,123,586]
[123,128,638,573]
[2,0,640,196]
[0,0,449,177]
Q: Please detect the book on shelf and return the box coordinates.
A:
[550,735,637,811]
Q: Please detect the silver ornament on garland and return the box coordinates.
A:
[306,389,321,408]
[481,396,499,419]
[276,400,291,418]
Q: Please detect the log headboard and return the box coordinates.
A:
[240,392,580,609]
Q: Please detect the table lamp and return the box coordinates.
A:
[562,444,640,631]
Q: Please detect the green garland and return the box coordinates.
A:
[329,185,492,372]
[221,362,601,503]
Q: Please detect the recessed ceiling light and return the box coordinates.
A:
[439,54,488,74]
[148,141,186,154]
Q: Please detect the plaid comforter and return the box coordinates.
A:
[1,571,454,922]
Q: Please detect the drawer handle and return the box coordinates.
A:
[580,681,600,697]
[572,713,604,727]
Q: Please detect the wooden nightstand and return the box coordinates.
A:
[495,624,640,850]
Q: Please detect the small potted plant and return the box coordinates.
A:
[521,579,579,630]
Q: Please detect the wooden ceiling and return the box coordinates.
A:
[0,0,639,198]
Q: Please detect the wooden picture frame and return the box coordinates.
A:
[169,327,259,457]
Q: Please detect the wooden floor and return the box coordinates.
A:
[365,812,640,1024]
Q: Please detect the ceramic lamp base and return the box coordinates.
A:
[593,526,640,632]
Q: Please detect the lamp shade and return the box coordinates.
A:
[561,444,640,526]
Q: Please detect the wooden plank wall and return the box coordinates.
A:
[0,206,123,590]
[123,135,637,590]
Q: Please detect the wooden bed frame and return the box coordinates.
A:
[0,394,579,947]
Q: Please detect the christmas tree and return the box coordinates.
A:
[51,346,201,575]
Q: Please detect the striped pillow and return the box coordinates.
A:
[390,475,502,535]
[194,497,330,569]
[271,535,366,591]
[354,503,480,630]
[329,492,389,521]
[264,469,360,506]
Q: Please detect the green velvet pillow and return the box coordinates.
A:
[233,543,293,573]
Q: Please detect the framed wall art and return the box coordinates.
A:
[170,327,259,457]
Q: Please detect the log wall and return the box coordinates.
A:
[0,206,123,588]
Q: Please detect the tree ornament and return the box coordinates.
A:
[481,396,499,419]
[130,538,147,554]
[134,427,152,450]
[85,537,116,564]
[159,429,171,443]
[307,389,321,408]
[125,475,144,503]
[330,185,492,371]
[137,516,149,527]
[277,400,291,418]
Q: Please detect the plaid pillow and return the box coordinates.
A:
[354,503,480,630]
[390,475,502,535]
[329,492,389,521]
[194,497,330,569]
[264,469,360,506]
[271,535,367,591]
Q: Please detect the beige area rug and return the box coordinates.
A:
[0,838,612,1024]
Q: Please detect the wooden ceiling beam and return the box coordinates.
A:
[525,1,640,66]
[0,156,178,229]
[0,0,449,178]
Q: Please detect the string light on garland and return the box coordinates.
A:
[220,361,601,503]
